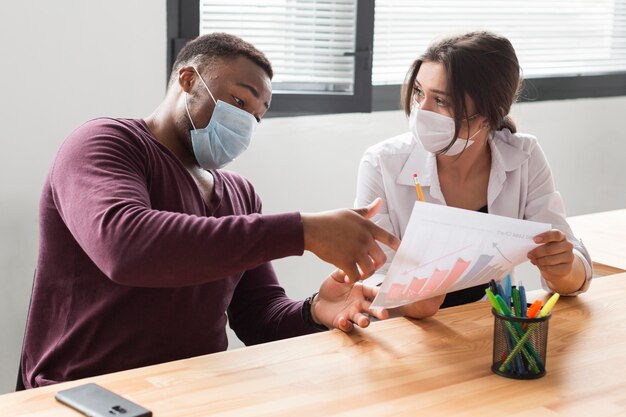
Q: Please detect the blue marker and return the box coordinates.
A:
[504,274,512,307]
[497,283,505,299]
[519,281,527,317]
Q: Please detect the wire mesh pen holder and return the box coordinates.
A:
[491,308,551,379]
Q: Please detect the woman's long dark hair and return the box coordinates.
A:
[402,31,522,153]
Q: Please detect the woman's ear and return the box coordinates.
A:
[478,115,491,130]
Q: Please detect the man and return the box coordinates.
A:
[20,33,400,388]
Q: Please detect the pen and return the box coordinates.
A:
[526,300,542,319]
[504,274,512,307]
[494,295,527,374]
[519,282,527,317]
[487,290,541,373]
[412,173,425,202]
[512,287,522,317]
[538,293,560,318]
[485,289,515,372]
[522,299,542,331]
[485,288,502,314]
[499,294,559,372]
[488,279,498,298]
[494,294,513,317]
[496,283,505,299]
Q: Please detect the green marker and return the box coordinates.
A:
[512,287,522,317]
[486,290,541,374]
[498,293,560,372]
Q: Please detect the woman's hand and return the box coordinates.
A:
[391,294,446,319]
[527,229,574,281]
[311,269,389,332]
[528,229,586,293]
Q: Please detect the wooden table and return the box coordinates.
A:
[2,274,626,417]
[568,208,626,275]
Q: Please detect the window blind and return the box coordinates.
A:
[373,0,626,85]
[199,0,358,94]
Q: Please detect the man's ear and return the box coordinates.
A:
[178,66,197,93]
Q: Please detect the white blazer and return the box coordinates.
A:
[355,128,592,295]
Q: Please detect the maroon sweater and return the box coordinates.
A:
[22,118,314,388]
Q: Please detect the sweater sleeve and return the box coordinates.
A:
[226,261,315,345]
[50,120,304,287]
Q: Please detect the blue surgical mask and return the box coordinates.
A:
[185,67,257,170]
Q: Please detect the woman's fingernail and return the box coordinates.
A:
[534,236,543,243]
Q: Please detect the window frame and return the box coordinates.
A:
[167,0,375,116]
[168,0,626,117]
[372,72,626,111]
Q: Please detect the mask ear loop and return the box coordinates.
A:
[184,92,197,131]
[185,66,218,131]
[467,125,485,141]
[460,113,486,140]
[192,66,217,104]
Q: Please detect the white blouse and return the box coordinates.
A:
[355,128,592,295]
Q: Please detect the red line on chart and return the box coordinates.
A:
[402,243,473,275]
[405,277,426,297]
[438,258,471,290]
[418,268,450,297]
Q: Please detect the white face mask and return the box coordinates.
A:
[185,67,257,170]
[409,105,483,156]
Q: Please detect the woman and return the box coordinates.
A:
[355,31,592,318]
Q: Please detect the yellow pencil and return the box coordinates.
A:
[413,173,425,202]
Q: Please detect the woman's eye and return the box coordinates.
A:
[435,97,448,107]
[233,97,244,107]
[413,87,424,97]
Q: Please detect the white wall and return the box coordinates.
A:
[1,0,625,395]
[0,0,166,394]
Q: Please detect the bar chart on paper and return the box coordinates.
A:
[372,203,551,309]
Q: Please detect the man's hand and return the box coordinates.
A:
[311,269,389,332]
[301,198,400,283]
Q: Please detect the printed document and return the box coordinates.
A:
[371,202,551,309]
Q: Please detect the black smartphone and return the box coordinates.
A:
[55,383,152,417]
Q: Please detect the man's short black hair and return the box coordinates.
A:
[168,32,273,87]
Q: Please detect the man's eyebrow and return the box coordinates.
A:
[415,80,449,96]
[236,82,270,109]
